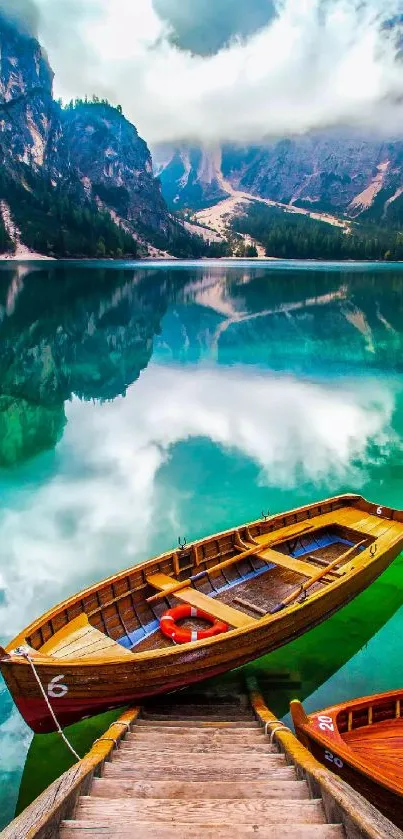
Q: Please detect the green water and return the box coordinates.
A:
[1,259,403,826]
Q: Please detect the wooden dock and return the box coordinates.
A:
[3,681,403,838]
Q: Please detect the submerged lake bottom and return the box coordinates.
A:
[0,258,403,826]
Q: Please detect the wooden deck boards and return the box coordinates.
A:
[342,719,403,783]
[40,614,133,660]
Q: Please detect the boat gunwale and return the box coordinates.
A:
[6,530,402,667]
[3,493,361,654]
[4,492,402,668]
[298,689,403,798]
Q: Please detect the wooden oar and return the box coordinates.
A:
[270,539,367,614]
[146,522,317,604]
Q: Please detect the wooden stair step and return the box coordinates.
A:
[141,705,252,715]
[104,763,296,781]
[140,714,254,722]
[134,720,260,728]
[118,740,278,754]
[74,798,327,825]
[91,779,310,800]
[143,691,246,703]
[127,730,265,742]
[112,752,285,768]
[60,822,345,838]
[141,703,252,709]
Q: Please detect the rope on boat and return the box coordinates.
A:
[264,720,292,743]
[113,721,131,732]
[17,648,81,761]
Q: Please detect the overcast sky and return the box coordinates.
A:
[8,0,403,144]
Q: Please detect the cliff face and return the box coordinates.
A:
[221,136,403,220]
[0,13,173,253]
[153,144,228,210]
[61,104,171,236]
[0,15,60,176]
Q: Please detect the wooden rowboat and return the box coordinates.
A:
[291,689,403,828]
[2,493,403,734]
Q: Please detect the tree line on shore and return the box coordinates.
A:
[231,202,403,261]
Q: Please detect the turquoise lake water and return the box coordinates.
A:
[1,259,403,825]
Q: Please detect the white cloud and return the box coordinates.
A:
[0,694,32,775]
[35,0,403,143]
[0,362,398,641]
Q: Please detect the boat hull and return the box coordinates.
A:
[291,689,403,830]
[2,530,400,733]
[295,727,403,829]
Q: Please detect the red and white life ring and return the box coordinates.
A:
[160,604,228,644]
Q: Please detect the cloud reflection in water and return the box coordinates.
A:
[0,363,398,641]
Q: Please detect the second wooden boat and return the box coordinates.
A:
[291,689,403,828]
[1,493,403,733]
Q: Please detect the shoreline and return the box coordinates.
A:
[0,255,403,265]
[0,252,403,266]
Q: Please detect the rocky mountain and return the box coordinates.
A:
[0,14,58,175]
[153,145,228,210]
[153,136,403,225]
[0,12,176,257]
[60,102,171,237]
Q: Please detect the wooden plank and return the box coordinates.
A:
[74,798,327,825]
[174,588,255,627]
[256,549,337,579]
[60,823,346,838]
[233,597,267,616]
[90,778,310,800]
[134,720,261,728]
[146,573,254,628]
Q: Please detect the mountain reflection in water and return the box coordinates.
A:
[1,260,403,827]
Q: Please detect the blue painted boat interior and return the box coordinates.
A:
[117,529,364,650]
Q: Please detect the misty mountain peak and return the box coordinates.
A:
[0,11,53,105]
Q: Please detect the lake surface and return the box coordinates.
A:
[1,259,403,825]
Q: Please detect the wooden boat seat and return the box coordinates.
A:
[146,574,255,628]
[258,547,341,579]
[261,548,343,579]
[39,614,134,660]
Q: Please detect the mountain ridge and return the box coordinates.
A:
[0,12,214,259]
[153,137,403,226]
